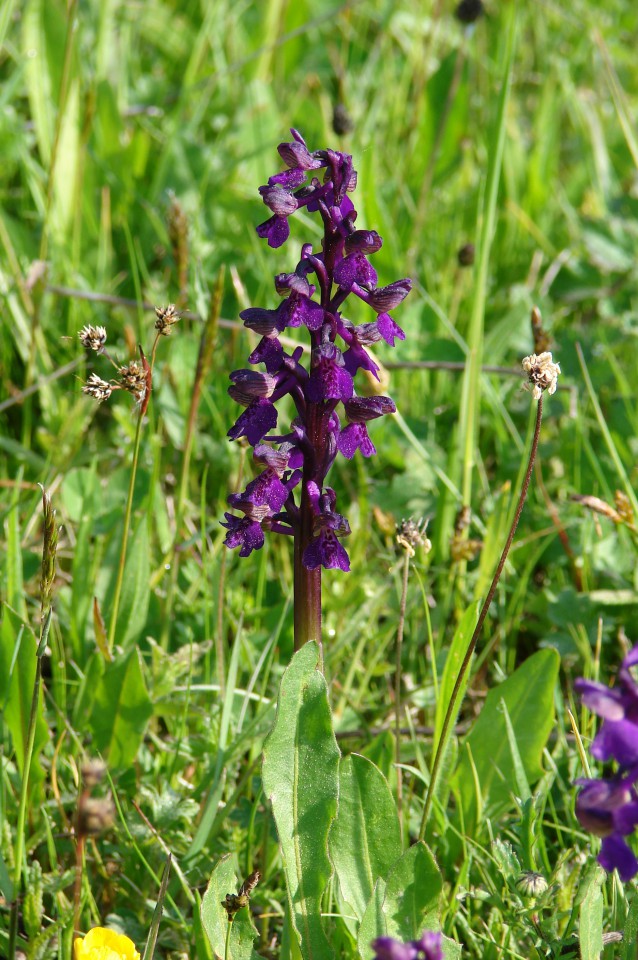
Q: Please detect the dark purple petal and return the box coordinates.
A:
[268,167,307,189]
[256,215,290,248]
[280,294,324,331]
[337,423,376,459]
[599,834,638,882]
[343,396,396,422]
[356,279,412,312]
[303,531,350,571]
[307,344,353,402]
[259,185,299,216]
[343,342,380,380]
[333,252,378,289]
[414,932,443,960]
[345,230,383,255]
[248,337,285,373]
[228,398,278,445]
[377,312,406,345]
[221,513,265,557]
[574,679,626,721]
[228,370,277,405]
[370,937,417,960]
[591,719,638,766]
[278,132,322,170]
[233,468,288,513]
[241,306,283,336]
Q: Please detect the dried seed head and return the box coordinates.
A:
[82,373,113,402]
[81,759,107,789]
[39,486,58,617]
[77,795,115,838]
[333,103,354,136]
[119,360,147,404]
[521,351,560,400]
[396,518,432,557]
[457,243,475,267]
[154,303,180,336]
[455,0,484,24]
[78,325,107,353]
[221,870,261,922]
[614,490,635,528]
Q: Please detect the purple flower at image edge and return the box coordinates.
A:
[575,643,638,881]
[371,932,443,960]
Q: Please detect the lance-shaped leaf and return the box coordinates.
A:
[262,642,340,960]
[330,754,401,921]
[89,648,153,769]
[383,842,442,942]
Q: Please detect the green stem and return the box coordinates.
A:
[394,549,411,835]
[8,608,52,958]
[224,918,233,960]
[419,396,543,840]
[108,408,144,652]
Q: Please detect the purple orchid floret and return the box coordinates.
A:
[575,644,638,880]
[223,129,411,572]
[371,932,442,960]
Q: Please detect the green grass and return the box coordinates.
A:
[2,0,638,957]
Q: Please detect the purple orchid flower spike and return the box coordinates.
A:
[223,129,411,649]
[575,643,638,881]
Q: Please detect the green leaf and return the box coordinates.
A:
[261,642,340,960]
[434,601,479,746]
[104,516,151,649]
[454,648,559,831]
[0,607,47,784]
[579,865,604,960]
[200,856,264,960]
[89,649,153,769]
[357,880,387,960]
[330,754,401,922]
[383,842,442,942]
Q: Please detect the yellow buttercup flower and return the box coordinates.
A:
[74,926,141,960]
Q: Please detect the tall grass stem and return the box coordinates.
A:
[419,396,544,839]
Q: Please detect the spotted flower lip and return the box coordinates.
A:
[224,131,411,570]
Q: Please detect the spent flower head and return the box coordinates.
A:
[154,303,180,336]
[223,129,411,572]
[396,517,432,557]
[82,373,113,402]
[522,351,560,400]
[78,324,107,353]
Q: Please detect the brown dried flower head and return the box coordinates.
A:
[79,324,107,353]
[396,518,432,558]
[521,351,560,400]
[82,373,113,402]
[77,795,116,838]
[119,359,147,404]
[154,303,180,336]
[81,758,108,789]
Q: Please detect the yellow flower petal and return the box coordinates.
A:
[74,926,141,960]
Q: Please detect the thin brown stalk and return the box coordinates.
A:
[394,549,411,833]
[419,396,544,839]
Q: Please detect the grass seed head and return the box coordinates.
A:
[78,325,107,352]
[82,373,113,402]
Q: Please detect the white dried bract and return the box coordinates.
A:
[396,517,432,557]
[78,324,107,352]
[82,374,112,402]
[521,351,560,400]
[154,303,180,336]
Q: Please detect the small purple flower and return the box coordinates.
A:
[223,130,411,576]
[371,932,442,960]
[575,644,638,881]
